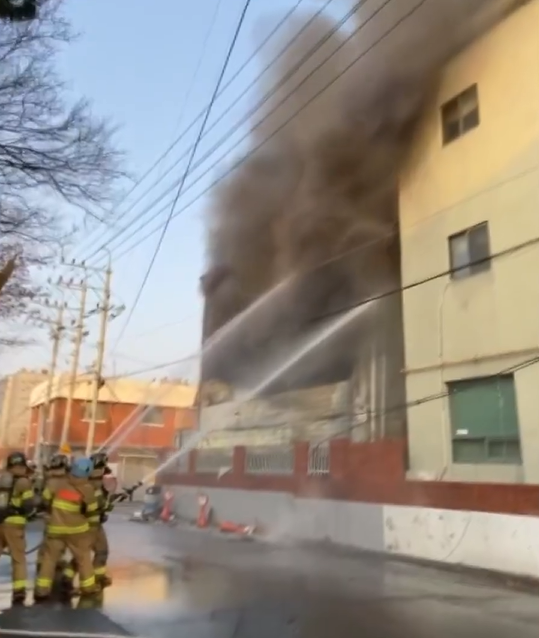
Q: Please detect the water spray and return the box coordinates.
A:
[137,302,375,486]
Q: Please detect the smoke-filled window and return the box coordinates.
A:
[441,84,480,144]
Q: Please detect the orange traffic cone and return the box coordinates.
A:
[196,494,210,528]
[160,491,174,522]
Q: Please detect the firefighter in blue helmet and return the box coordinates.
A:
[64,451,115,589]
[34,457,98,602]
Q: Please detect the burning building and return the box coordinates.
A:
[196,0,527,450]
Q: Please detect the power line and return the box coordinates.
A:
[313,354,539,450]
[309,234,539,326]
[97,231,539,445]
[111,0,255,349]
[84,0,370,264]
[168,0,224,141]
[89,0,422,266]
[75,0,309,261]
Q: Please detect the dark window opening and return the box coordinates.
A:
[441,84,480,144]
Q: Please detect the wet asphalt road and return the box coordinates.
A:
[1,509,539,637]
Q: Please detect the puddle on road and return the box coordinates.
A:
[103,556,252,619]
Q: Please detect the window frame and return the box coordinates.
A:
[441,84,480,145]
[81,401,108,423]
[141,405,164,427]
[176,428,196,448]
[448,222,491,280]
[448,374,522,466]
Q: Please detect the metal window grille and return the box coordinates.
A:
[195,448,234,474]
[308,443,330,475]
[245,446,294,475]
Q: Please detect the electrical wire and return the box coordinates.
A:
[168,0,224,141]
[111,0,255,349]
[107,0,223,361]
[83,0,374,264]
[75,0,309,261]
[98,230,539,458]
[312,353,539,450]
[22,167,539,459]
[88,0,426,266]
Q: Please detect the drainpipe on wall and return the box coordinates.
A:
[438,282,451,475]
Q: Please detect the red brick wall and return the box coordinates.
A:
[26,399,195,450]
[160,439,539,517]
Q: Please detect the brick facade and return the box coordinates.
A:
[26,398,196,452]
[161,439,539,517]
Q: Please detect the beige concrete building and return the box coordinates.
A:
[399,0,539,484]
[0,369,48,449]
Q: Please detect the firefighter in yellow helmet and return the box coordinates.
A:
[34,457,98,602]
[34,453,71,592]
[0,451,36,605]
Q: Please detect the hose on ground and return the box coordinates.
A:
[1,542,41,556]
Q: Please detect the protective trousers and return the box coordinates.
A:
[35,543,69,591]
[93,525,109,578]
[35,532,96,597]
[0,523,27,596]
[66,525,109,582]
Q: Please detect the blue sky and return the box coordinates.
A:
[2,0,314,381]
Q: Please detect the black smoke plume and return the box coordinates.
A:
[201,0,524,391]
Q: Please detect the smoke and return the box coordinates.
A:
[202,0,524,387]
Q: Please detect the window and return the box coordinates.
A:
[449,222,490,279]
[141,406,164,426]
[82,402,107,422]
[441,84,480,144]
[175,429,194,448]
[448,375,521,465]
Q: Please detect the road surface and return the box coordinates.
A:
[1,510,539,637]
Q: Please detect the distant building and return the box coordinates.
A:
[28,375,197,485]
[399,0,539,484]
[0,369,48,451]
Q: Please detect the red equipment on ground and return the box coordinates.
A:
[196,494,210,528]
[160,490,174,522]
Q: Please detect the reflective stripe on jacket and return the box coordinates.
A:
[39,469,67,520]
[5,475,34,526]
[42,476,98,535]
[89,469,111,526]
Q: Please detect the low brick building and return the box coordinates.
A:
[27,375,196,486]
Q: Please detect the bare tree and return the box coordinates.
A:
[0,0,125,333]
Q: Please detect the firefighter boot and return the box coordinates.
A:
[11,589,26,606]
[59,576,79,599]
[33,591,51,604]
[96,574,112,589]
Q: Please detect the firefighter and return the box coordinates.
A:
[34,457,98,602]
[35,453,71,584]
[0,451,35,605]
[64,451,114,589]
[89,452,113,587]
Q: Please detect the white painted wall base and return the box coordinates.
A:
[384,505,539,579]
[169,484,539,580]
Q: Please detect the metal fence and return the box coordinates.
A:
[307,443,330,475]
[245,446,294,475]
[195,448,234,474]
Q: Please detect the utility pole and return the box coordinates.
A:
[86,265,112,456]
[34,302,65,470]
[61,279,88,447]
